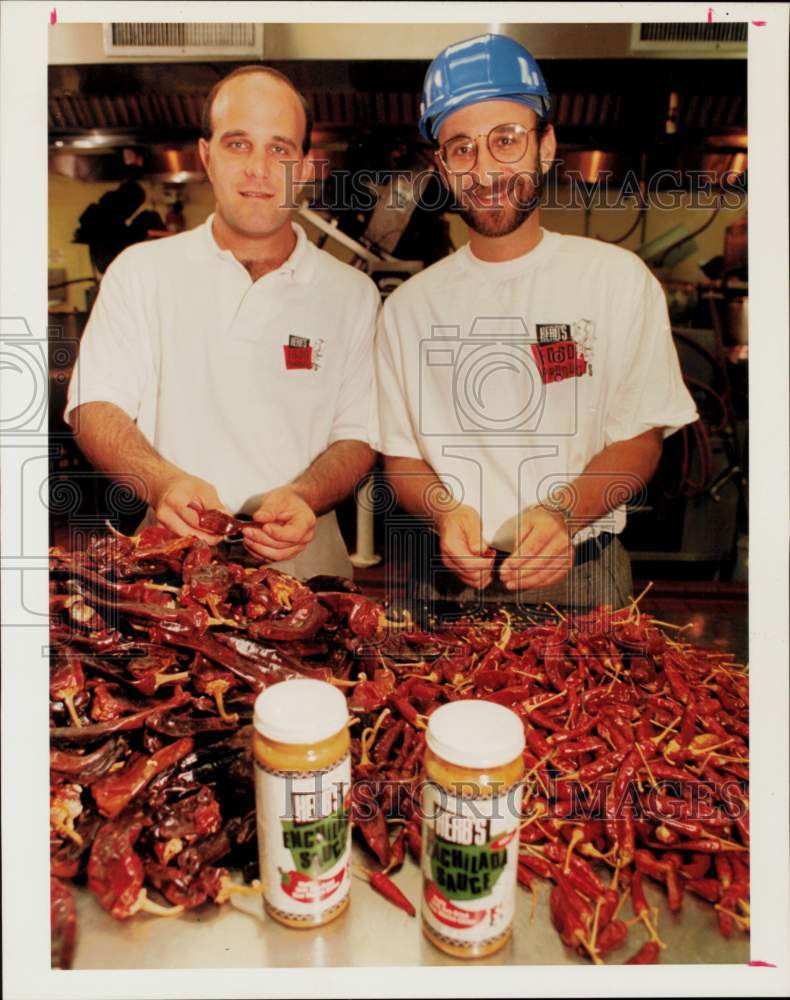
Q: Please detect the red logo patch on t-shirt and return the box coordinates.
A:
[532,323,588,384]
[283,335,313,370]
[531,341,587,384]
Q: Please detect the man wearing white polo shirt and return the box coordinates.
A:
[67,66,379,577]
[375,35,698,608]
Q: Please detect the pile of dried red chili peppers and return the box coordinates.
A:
[49,518,749,968]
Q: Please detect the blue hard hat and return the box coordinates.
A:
[419,33,551,142]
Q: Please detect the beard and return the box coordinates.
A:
[459,169,545,238]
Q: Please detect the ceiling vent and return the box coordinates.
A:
[103,23,263,58]
[631,22,747,56]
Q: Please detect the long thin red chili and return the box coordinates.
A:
[367,870,416,917]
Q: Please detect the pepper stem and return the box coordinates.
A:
[360,707,391,765]
[154,670,191,691]
[495,609,513,651]
[563,828,584,874]
[216,877,264,904]
[130,889,184,918]
[639,910,667,948]
[64,694,83,729]
[213,688,239,725]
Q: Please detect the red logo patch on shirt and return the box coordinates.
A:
[531,340,587,384]
[532,323,590,384]
[283,335,313,370]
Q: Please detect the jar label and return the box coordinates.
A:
[255,754,351,922]
[421,782,523,949]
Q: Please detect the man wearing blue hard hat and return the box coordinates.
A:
[375,34,697,608]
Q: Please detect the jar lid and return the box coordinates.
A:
[254,679,348,745]
[427,700,525,769]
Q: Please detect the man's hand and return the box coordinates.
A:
[152,473,227,545]
[499,506,574,592]
[437,505,495,589]
[243,486,317,563]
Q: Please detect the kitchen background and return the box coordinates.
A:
[47,21,749,653]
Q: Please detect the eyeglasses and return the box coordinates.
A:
[437,123,539,175]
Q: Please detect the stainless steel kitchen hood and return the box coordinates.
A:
[49,22,746,64]
[48,23,747,184]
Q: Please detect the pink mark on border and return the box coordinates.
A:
[751,21,767,26]
[749,961,777,968]
[50,8,57,24]
[707,7,713,23]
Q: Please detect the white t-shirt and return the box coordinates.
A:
[67,217,380,517]
[375,229,698,550]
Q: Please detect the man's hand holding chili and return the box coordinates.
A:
[152,471,228,545]
[243,486,317,563]
[499,505,574,592]
[436,504,496,590]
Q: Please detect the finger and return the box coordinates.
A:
[441,527,478,562]
[252,505,279,525]
[242,525,301,550]
[511,523,563,561]
[459,519,489,556]
[502,553,573,591]
[458,567,494,589]
[441,546,494,573]
[177,499,204,531]
[168,493,226,540]
[261,516,315,544]
[193,485,223,511]
[243,539,305,563]
[501,537,571,580]
[159,496,224,543]
[504,565,571,592]
[442,551,495,588]
[157,506,223,545]
[455,567,494,589]
[502,557,572,592]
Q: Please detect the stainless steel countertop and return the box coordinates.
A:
[71,842,749,968]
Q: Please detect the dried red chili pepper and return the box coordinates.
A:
[192,657,239,723]
[50,736,129,785]
[596,918,629,956]
[364,869,416,917]
[405,821,421,863]
[385,826,407,873]
[351,784,391,867]
[92,737,194,818]
[625,940,660,964]
[398,732,426,779]
[88,816,165,919]
[50,688,190,744]
[50,656,86,729]
[51,876,77,969]
[662,652,691,705]
[387,695,423,728]
[517,864,534,889]
[248,596,330,642]
[714,855,733,889]
[373,719,405,765]
[187,502,246,538]
[318,592,390,640]
[685,878,720,903]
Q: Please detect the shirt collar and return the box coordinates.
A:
[459,228,558,279]
[200,213,314,285]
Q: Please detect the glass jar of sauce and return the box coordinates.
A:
[253,679,351,928]
[420,700,526,958]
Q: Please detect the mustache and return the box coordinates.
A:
[464,170,543,209]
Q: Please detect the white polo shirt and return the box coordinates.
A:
[375,229,698,550]
[66,217,380,519]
